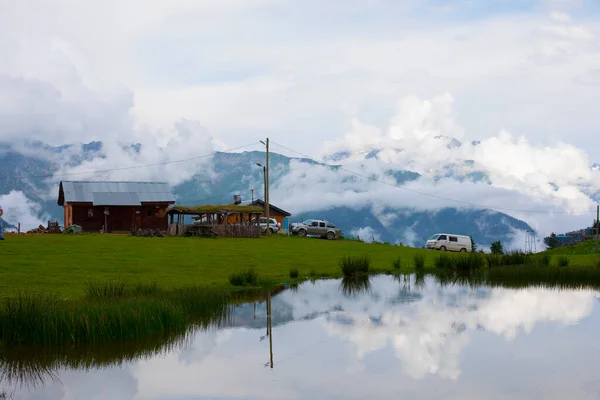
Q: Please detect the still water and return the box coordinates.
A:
[3,275,600,400]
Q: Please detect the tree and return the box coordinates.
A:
[546,232,560,250]
[490,240,504,255]
[470,236,477,253]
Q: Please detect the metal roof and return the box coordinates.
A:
[59,181,175,206]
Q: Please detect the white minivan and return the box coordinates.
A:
[425,233,472,252]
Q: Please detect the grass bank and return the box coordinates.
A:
[1,234,599,299]
[0,234,443,298]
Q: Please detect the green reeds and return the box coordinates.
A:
[413,254,425,271]
[85,279,127,300]
[289,268,299,279]
[435,253,484,273]
[501,250,529,266]
[558,255,570,267]
[228,268,259,286]
[391,257,402,270]
[0,286,232,347]
[533,253,551,267]
[339,254,371,279]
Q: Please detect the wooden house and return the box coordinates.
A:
[57,181,176,232]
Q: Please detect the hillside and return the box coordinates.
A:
[0,140,534,247]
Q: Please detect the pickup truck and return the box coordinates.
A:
[290,219,342,240]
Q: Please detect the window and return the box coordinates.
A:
[319,222,326,228]
[327,223,336,228]
[438,235,447,241]
[311,221,319,227]
[429,234,440,240]
[88,209,94,217]
[147,209,153,217]
[449,236,458,242]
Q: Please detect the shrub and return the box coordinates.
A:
[228,268,259,286]
[289,268,299,279]
[490,240,504,255]
[413,254,425,271]
[391,257,402,270]
[309,269,318,277]
[340,255,371,278]
[558,256,570,267]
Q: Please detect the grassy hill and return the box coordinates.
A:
[546,239,600,256]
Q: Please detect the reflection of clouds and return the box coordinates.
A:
[12,367,139,400]
[177,329,232,365]
[278,277,597,381]
[6,277,600,400]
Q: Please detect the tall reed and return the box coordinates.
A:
[0,286,231,346]
[413,254,425,271]
[339,254,371,279]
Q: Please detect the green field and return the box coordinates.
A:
[1,234,599,299]
[0,234,439,298]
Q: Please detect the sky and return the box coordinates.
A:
[0,0,599,241]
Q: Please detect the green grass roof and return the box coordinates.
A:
[169,204,264,214]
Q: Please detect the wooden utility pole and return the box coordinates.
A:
[265,138,271,236]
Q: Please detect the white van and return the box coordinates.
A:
[425,233,472,252]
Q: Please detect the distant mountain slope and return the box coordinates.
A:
[0,140,536,247]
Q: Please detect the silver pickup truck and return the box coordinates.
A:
[290,219,342,240]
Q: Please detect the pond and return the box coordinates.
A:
[3,275,600,399]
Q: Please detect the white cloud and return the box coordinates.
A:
[0,191,50,230]
[349,227,382,243]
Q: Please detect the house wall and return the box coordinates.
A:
[67,204,170,232]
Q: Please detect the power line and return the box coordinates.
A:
[0,142,261,181]
[270,140,597,216]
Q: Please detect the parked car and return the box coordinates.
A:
[425,233,472,252]
[290,219,342,240]
[257,217,280,234]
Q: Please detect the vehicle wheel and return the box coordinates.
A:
[298,229,307,237]
[327,232,335,240]
[460,248,467,252]
[439,246,447,251]
[269,228,274,234]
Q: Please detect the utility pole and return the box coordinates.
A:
[265,138,271,236]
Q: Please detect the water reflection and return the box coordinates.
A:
[3,276,600,399]
[340,276,371,297]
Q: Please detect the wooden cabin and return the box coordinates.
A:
[57,181,176,233]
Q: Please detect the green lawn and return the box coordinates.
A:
[0,234,440,298]
[2,234,599,299]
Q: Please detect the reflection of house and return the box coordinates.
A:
[57,181,175,232]
[231,199,292,227]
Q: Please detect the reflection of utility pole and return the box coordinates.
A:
[267,290,273,369]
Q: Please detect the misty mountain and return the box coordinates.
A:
[0,140,535,247]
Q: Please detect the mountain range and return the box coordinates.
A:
[0,139,539,248]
